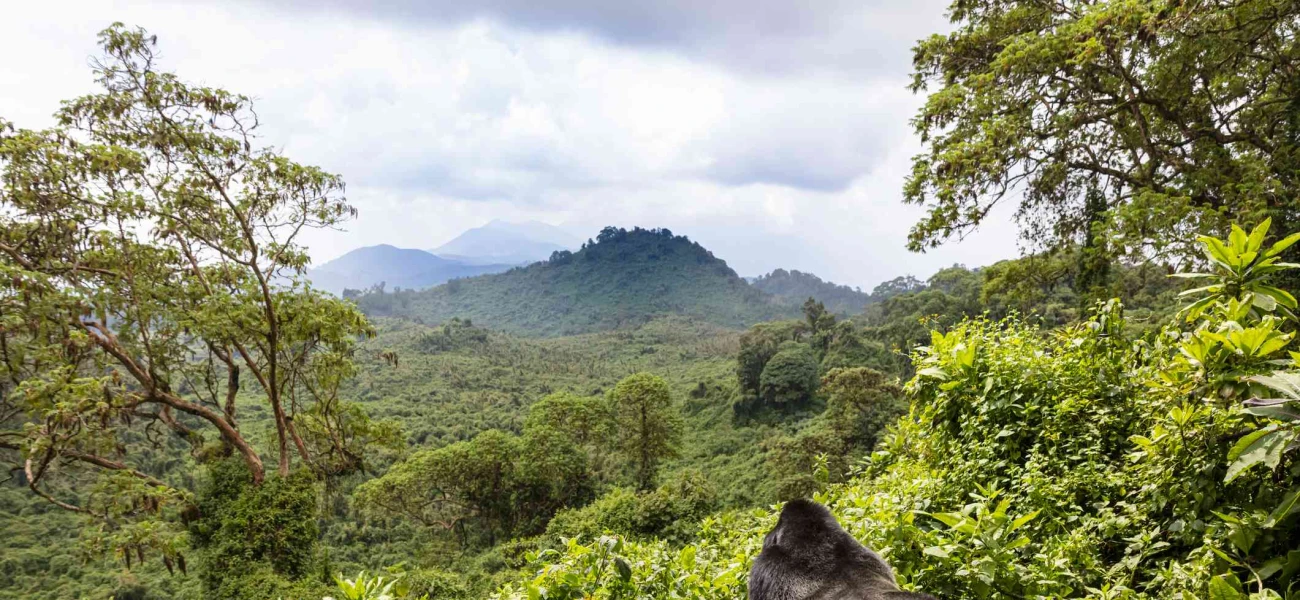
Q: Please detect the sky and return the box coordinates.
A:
[1,0,1022,291]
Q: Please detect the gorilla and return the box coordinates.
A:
[749,499,936,600]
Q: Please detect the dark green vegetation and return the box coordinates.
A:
[350,226,796,336]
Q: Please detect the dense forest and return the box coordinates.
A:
[348,226,795,336]
[4,1,1300,599]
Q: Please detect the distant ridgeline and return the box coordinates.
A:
[348,227,799,336]
[750,269,872,315]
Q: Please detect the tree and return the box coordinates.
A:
[905,0,1300,264]
[355,424,591,546]
[759,341,820,407]
[524,392,611,451]
[609,373,683,491]
[0,24,377,565]
[802,297,836,354]
[736,320,807,399]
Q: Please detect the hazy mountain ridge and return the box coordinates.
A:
[307,245,511,295]
[431,219,580,266]
[750,268,873,314]
[351,227,799,336]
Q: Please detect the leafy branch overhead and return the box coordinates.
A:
[905,0,1300,263]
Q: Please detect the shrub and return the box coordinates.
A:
[758,341,819,406]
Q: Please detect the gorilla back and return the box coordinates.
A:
[748,499,935,600]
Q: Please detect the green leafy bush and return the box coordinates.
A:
[758,341,820,407]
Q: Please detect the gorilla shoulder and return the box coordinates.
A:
[749,499,936,600]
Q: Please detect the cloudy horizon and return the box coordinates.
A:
[2,0,1022,290]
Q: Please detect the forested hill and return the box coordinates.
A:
[350,227,797,336]
[750,268,872,314]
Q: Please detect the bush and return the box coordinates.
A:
[758,341,819,406]
[190,459,326,599]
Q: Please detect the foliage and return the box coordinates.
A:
[1175,218,1300,322]
[187,459,326,599]
[0,23,387,595]
[609,373,683,491]
[758,341,820,407]
[750,269,872,314]
[326,571,426,600]
[350,227,795,336]
[735,320,808,401]
[354,426,590,547]
[494,221,1300,600]
[765,367,905,500]
[904,0,1300,267]
[546,470,719,545]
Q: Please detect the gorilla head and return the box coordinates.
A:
[748,499,935,600]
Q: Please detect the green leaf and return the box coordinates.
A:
[930,512,965,528]
[1226,428,1292,482]
[1209,573,1248,600]
[1265,486,1300,528]
[614,557,632,582]
[1008,509,1040,533]
[1202,236,1238,269]
[1229,223,1249,255]
[1242,398,1300,422]
[916,367,948,380]
[922,546,950,558]
[1247,218,1272,252]
[1255,286,1298,309]
[1179,284,1224,298]
[1264,232,1300,259]
[1249,372,1300,400]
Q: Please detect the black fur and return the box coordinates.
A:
[748,499,936,600]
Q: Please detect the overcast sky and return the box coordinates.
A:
[1,0,1021,290]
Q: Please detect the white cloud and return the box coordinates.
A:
[0,0,1019,291]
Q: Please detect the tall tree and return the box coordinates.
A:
[0,24,374,563]
[905,0,1300,263]
[609,373,683,491]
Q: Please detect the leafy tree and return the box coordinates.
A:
[869,275,926,302]
[0,23,377,572]
[765,367,903,500]
[609,373,683,491]
[818,367,904,450]
[187,459,327,599]
[524,392,612,453]
[750,269,873,314]
[802,297,836,353]
[355,424,590,547]
[758,341,820,407]
[905,0,1300,264]
[735,320,807,399]
[514,424,594,534]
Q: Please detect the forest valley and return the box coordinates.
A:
[5,1,1300,599]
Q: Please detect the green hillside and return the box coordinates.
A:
[750,268,873,314]
[350,227,796,336]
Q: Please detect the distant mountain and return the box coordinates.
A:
[353,227,797,336]
[751,268,873,315]
[431,219,580,266]
[307,245,511,295]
